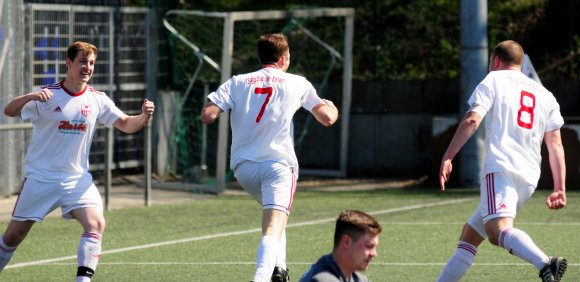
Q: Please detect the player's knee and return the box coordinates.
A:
[3,230,29,247]
[3,236,23,248]
[488,237,500,246]
[486,230,501,246]
[85,218,106,235]
[94,218,106,234]
[484,218,510,246]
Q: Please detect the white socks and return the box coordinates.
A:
[1,231,102,280]
[437,241,477,282]
[276,230,287,270]
[498,228,549,270]
[438,228,551,281]
[253,235,279,282]
[76,232,102,281]
[76,277,91,282]
[0,236,16,272]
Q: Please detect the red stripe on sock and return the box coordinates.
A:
[82,232,102,241]
[458,243,477,256]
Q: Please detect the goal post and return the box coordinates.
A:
[163,8,354,193]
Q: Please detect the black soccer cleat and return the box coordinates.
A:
[539,257,567,282]
[271,266,290,282]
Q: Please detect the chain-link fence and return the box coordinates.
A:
[0,3,153,197]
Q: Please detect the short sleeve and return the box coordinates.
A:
[97,95,125,128]
[546,105,564,132]
[20,87,42,121]
[467,82,494,118]
[299,80,322,112]
[468,104,488,119]
[20,100,40,121]
[208,79,233,112]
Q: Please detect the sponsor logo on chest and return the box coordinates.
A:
[58,120,88,134]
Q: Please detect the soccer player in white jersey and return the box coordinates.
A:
[202,33,339,282]
[0,41,155,281]
[437,40,567,282]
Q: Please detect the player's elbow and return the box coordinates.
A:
[463,116,481,131]
[314,106,338,126]
[4,108,18,117]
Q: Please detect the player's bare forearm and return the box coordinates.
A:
[113,99,155,134]
[4,89,53,117]
[544,129,566,210]
[4,96,30,117]
[548,147,566,192]
[312,99,338,126]
[439,111,482,191]
[114,113,151,133]
[545,129,566,193]
[442,112,482,163]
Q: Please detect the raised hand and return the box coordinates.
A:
[33,88,54,102]
[141,99,155,116]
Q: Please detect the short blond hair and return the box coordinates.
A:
[66,41,97,61]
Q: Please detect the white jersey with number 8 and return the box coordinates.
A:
[468,70,564,186]
[208,66,323,171]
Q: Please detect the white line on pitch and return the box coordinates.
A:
[6,198,474,269]
[18,262,580,267]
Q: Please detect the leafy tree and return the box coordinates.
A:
[168,0,580,80]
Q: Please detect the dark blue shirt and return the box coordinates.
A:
[299,254,370,282]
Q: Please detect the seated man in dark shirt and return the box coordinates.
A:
[300,210,382,282]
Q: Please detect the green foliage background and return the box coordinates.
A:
[151,0,580,179]
[161,0,580,81]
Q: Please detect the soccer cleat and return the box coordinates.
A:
[539,257,567,282]
[271,266,290,282]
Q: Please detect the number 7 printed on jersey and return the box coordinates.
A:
[254,86,273,123]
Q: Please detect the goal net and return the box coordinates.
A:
[161,8,354,192]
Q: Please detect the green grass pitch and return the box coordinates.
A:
[0,187,578,281]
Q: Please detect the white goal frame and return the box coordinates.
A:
[164,8,354,193]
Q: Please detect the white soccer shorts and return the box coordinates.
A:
[233,160,297,215]
[12,175,103,221]
[467,170,535,238]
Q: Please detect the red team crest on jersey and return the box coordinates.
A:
[81,103,92,117]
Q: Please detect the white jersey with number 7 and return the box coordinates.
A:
[207,66,323,171]
[468,70,564,186]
